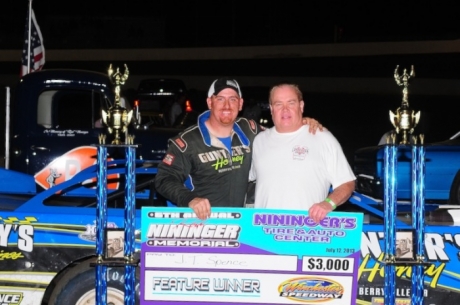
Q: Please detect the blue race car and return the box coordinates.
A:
[353,131,460,204]
[0,158,167,305]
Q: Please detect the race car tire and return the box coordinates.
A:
[449,171,460,205]
[53,266,140,305]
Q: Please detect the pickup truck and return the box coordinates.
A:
[6,69,184,192]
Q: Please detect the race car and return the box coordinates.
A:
[0,158,164,305]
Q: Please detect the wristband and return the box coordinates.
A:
[325,197,337,210]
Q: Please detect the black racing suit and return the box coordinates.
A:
[154,110,265,207]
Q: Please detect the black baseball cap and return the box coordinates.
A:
[207,78,242,98]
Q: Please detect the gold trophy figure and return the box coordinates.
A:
[101,64,134,144]
[389,65,421,144]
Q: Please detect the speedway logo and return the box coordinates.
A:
[278,276,344,301]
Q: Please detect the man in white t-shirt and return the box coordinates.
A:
[249,83,356,223]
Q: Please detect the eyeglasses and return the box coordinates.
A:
[271,100,300,109]
[213,95,240,104]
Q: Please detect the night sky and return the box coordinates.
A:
[2,0,459,49]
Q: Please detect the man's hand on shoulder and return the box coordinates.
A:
[302,117,325,134]
[189,197,211,220]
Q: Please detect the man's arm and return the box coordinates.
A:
[154,142,196,207]
[308,180,356,223]
[154,141,212,220]
[324,180,356,207]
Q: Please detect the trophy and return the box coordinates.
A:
[100,64,134,145]
[389,65,421,144]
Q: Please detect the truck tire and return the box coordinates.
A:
[449,171,460,205]
[53,267,139,305]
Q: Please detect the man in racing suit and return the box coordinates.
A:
[154,78,321,219]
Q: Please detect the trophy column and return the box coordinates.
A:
[383,139,397,305]
[95,145,108,305]
[411,137,426,305]
[383,66,428,305]
[124,144,137,305]
[94,144,138,305]
[383,138,427,305]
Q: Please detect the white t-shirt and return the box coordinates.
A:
[249,125,355,210]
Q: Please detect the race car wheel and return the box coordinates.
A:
[53,267,139,305]
[449,171,460,205]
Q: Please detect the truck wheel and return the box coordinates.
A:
[449,171,460,205]
[54,267,139,305]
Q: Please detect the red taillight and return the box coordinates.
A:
[134,100,139,107]
[185,100,193,112]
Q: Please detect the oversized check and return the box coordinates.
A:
[140,207,363,305]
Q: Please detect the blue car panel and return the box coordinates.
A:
[354,134,460,204]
